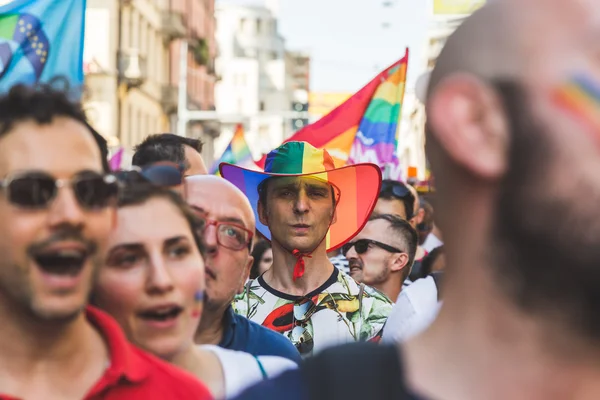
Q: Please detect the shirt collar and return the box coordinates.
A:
[86,306,149,384]
[218,306,238,348]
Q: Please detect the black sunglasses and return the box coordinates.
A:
[0,170,119,210]
[341,239,404,257]
[380,181,415,219]
[115,162,184,187]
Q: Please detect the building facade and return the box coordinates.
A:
[83,0,217,166]
[213,1,298,161]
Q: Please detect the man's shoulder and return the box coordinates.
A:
[232,312,302,363]
[127,346,212,398]
[337,271,393,304]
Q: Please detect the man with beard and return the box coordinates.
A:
[222,142,393,358]
[233,0,600,399]
[345,214,417,302]
[186,175,302,363]
[0,85,212,399]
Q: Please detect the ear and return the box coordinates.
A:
[390,253,409,273]
[258,200,269,226]
[238,255,254,294]
[331,206,338,225]
[427,73,509,180]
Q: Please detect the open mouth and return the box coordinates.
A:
[138,306,183,322]
[34,249,88,277]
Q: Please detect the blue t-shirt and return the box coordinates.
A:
[231,343,425,400]
[219,306,302,364]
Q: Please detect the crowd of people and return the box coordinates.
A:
[2,0,600,399]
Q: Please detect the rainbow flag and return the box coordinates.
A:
[210,124,258,175]
[347,53,408,178]
[256,49,409,171]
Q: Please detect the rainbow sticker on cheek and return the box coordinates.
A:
[191,290,204,318]
[552,74,600,135]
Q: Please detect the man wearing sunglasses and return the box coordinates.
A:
[344,214,418,303]
[186,175,302,363]
[0,85,212,399]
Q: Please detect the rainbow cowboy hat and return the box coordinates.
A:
[220,141,382,260]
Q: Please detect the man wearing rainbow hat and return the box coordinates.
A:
[221,142,393,357]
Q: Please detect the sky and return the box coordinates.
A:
[276,0,430,93]
[220,0,431,93]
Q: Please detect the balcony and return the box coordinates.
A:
[161,84,178,114]
[161,11,186,41]
[118,48,147,89]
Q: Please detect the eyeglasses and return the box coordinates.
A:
[115,162,184,187]
[203,219,254,251]
[0,170,119,210]
[289,297,318,354]
[341,239,404,257]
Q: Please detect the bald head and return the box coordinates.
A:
[185,175,256,233]
[426,0,600,344]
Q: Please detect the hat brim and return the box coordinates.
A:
[220,162,382,252]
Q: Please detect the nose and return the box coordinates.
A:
[47,183,85,229]
[294,190,310,214]
[146,254,175,294]
[345,244,359,260]
[203,223,219,256]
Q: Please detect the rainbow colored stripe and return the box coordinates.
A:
[348,56,407,167]
[210,124,255,175]
[553,74,600,134]
[220,142,381,252]
[256,50,409,169]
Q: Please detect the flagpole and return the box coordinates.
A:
[177,40,188,137]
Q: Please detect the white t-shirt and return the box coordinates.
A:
[422,233,443,253]
[201,345,297,399]
[382,276,441,343]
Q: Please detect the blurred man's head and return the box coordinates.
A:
[374,180,415,221]
[426,0,600,342]
[343,214,417,300]
[132,133,207,176]
[185,175,255,313]
[0,84,118,323]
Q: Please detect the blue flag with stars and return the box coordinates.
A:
[0,0,86,94]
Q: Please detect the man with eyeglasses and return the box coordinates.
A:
[0,85,212,399]
[221,142,392,358]
[345,214,418,302]
[185,175,302,363]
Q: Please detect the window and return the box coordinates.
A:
[256,19,262,34]
[259,101,265,111]
[239,18,246,32]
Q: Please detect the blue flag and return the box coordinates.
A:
[0,0,86,94]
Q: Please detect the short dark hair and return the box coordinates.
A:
[0,83,110,172]
[378,180,416,220]
[132,133,203,168]
[369,213,419,279]
[118,179,205,255]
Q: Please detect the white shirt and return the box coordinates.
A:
[201,345,297,399]
[382,276,441,343]
[422,233,443,253]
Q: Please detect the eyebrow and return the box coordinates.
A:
[190,205,246,227]
[164,236,189,247]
